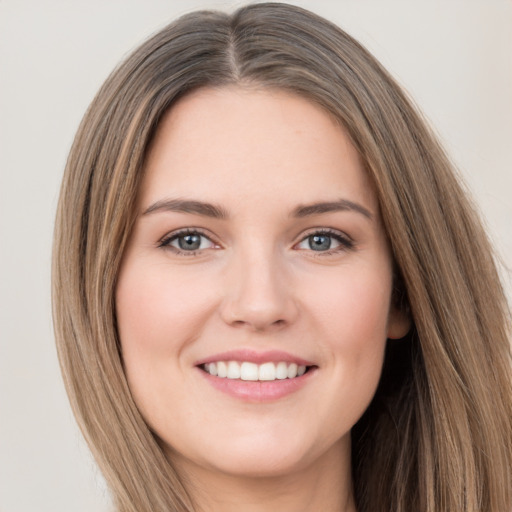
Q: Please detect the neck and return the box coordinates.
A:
[174,440,356,512]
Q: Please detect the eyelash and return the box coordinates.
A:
[158,228,355,257]
[298,228,355,256]
[158,228,216,256]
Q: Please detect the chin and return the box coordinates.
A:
[164,426,347,481]
[222,444,310,477]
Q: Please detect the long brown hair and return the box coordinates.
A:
[52,3,512,511]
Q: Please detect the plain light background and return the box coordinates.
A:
[0,1,510,511]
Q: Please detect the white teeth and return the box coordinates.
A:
[207,362,218,376]
[287,363,298,379]
[217,361,227,378]
[203,361,310,381]
[259,362,276,381]
[240,362,259,381]
[276,362,288,380]
[227,361,241,379]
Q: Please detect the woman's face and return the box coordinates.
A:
[116,87,408,481]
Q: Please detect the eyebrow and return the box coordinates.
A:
[142,198,229,219]
[142,197,373,221]
[291,199,373,220]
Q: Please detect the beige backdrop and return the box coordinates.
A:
[1,1,510,511]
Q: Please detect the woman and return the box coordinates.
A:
[52,3,512,511]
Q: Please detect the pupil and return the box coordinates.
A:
[310,234,331,251]
[179,234,201,250]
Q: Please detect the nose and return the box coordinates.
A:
[219,247,299,332]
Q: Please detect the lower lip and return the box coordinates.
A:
[197,367,317,402]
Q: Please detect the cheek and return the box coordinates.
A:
[302,264,392,411]
[115,261,216,426]
[116,262,216,357]
[115,262,215,416]
[306,262,393,344]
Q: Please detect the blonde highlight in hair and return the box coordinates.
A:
[53,3,512,511]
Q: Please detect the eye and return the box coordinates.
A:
[159,229,217,254]
[295,230,354,253]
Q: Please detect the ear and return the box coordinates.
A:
[387,305,411,340]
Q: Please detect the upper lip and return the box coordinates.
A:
[195,349,315,367]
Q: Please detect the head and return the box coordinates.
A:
[53,3,512,512]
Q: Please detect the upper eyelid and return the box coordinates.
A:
[297,227,353,243]
[158,226,350,239]
[158,227,353,251]
[158,230,219,255]
[159,227,217,244]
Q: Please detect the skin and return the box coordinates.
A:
[116,86,409,512]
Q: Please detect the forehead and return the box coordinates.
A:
[140,86,378,215]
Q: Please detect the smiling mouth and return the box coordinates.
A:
[200,361,315,381]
